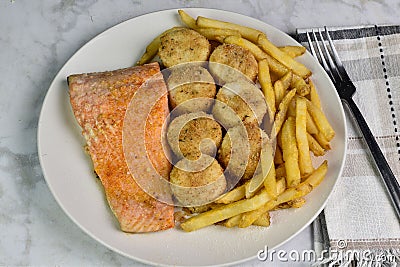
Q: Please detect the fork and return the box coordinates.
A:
[305,27,400,219]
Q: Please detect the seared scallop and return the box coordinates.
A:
[209,43,258,84]
[167,112,223,160]
[218,123,265,180]
[167,65,216,115]
[212,79,267,129]
[170,155,226,206]
[158,28,211,68]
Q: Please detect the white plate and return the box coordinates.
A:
[38,8,347,267]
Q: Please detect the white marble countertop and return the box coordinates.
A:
[1,0,400,266]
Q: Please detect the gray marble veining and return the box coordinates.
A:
[1,0,400,266]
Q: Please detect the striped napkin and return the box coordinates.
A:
[296,26,400,265]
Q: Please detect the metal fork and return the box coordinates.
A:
[305,27,400,219]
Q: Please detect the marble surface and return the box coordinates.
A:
[1,0,400,266]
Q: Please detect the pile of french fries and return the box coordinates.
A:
[138,10,335,232]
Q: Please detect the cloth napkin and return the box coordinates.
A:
[296,25,400,266]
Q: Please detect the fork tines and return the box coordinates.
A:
[299,27,350,85]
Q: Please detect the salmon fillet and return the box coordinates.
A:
[68,62,174,232]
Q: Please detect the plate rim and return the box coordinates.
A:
[37,7,348,267]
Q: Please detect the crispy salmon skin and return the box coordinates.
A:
[68,62,174,232]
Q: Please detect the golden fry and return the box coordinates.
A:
[214,183,246,204]
[253,212,270,227]
[280,71,293,91]
[259,59,276,122]
[264,160,277,198]
[274,80,285,108]
[278,46,306,58]
[196,16,263,43]
[296,97,314,176]
[195,27,241,41]
[309,79,322,109]
[291,76,310,96]
[181,190,271,232]
[223,35,267,60]
[307,133,326,156]
[223,214,242,228]
[306,111,319,135]
[272,89,296,137]
[239,161,327,227]
[178,10,198,29]
[281,117,301,188]
[306,99,335,141]
[258,34,311,78]
[313,131,332,150]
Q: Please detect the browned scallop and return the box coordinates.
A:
[218,123,265,180]
[167,112,223,160]
[212,79,267,129]
[158,28,211,68]
[167,65,216,115]
[170,155,226,206]
[209,43,258,84]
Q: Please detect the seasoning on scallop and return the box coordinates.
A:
[167,65,216,115]
[158,28,211,68]
[167,112,223,160]
[170,155,226,206]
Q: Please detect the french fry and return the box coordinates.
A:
[280,71,293,91]
[214,183,246,204]
[306,111,319,135]
[259,59,276,122]
[291,77,310,96]
[274,146,284,165]
[263,160,277,198]
[307,133,326,156]
[282,117,301,188]
[287,98,296,117]
[195,27,241,42]
[253,212,271,227]
[223,35,267,60]
[306,99,335,141]
[181,190,271,232]
[313,131,332,150]
[246,137,274,198]
[222,214,242,228]
[239,161,327,227]
[296,97,314,176]
[289,197,306,208]
[136,27,182,65]
[258,34,311,78]
[196,16,263,43]
[272,89,296,137]
[278,46,306,58]
[178,10,198,29]
[309,79,322,109]
[274,80,285,108]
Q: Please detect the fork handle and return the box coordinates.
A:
[344,97,400,219]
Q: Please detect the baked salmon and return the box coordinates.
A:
[68,62,174,232]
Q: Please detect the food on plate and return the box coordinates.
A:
[212,79,267,128]
[169,155,226,206]
[209,43,258,83]
[167,112,222,160]
[167,65,216,114]
[217,123,263,180]
[278,46,306,58]
[158,27,211,67]
[68,62,174,232]
[69,10,336,233]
